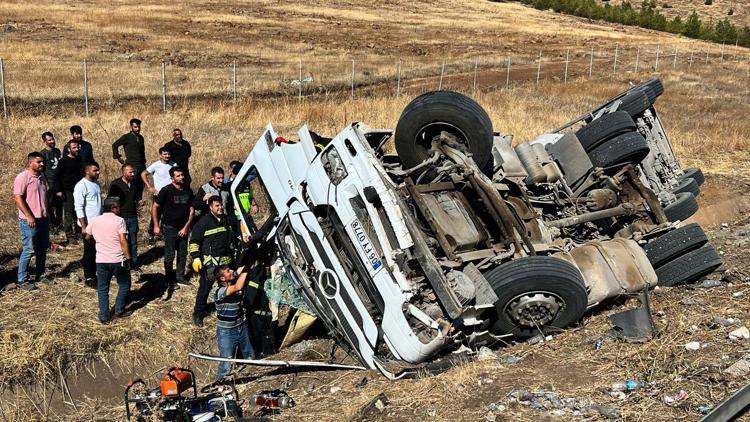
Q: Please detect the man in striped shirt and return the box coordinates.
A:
[212,265,257,382]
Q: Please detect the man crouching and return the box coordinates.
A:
[212,265,257,382]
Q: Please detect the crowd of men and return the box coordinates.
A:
[12,119,268,382]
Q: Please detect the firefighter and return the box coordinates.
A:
[189,195,233,327]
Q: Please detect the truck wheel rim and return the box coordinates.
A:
[505,291,564,326]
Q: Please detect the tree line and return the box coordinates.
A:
[512,0,750,48]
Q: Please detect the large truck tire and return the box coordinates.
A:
[656,244,722,287]
[575,111,637,152]
[680,167,705,187]
[587,131,650,168]
[485,256,588,338]
[395,90,493,173]
[643,223,709,268]
[663,192,699,222]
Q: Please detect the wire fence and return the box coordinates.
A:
[0,42,748,117]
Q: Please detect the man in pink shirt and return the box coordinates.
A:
[13,152,50,290]
[85,196,132,323]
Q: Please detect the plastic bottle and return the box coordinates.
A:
[611,380,646,392]
[253,392,295,408]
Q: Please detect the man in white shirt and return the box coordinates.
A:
[142,147,177,243]
[74,161,102,288]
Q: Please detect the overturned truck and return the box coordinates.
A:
[231,79,721,378]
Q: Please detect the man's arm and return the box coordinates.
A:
[112,135,125,163]
[13,194,36,227]
[191,186,206,214]
[226,271,249,295]
[87,142,96,163]
[73,183,88,233]
[152,190,164,236]
[119,233,132,261]
[188,218,204,260]
[178,206,194,237]
[141,167,156,195]
[55,160,65,197]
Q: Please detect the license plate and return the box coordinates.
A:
[349,217,383,275]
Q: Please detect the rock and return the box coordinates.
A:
[729,326,750,340]
[590,403,620,419]
[682,297,707,305]
[733,291,744,298]
[329,386,341,394]
[694,279,722,289]
[477,346,496,361]
[497,355,523,365]
[712,317,740,327]
[685,341,701,351]
[724,354,750,377]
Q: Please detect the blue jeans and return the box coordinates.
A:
[17,218,49,283]
[96,262,131,322]
[123,217,139,269]
[216,323,255,382]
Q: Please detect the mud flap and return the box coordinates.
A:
[608,288,656,343]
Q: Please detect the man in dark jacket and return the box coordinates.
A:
[192,167,232,218]
[189,195,233,326]
[55,140,85,243]
[153,167,194,290]
[108,164,143,276]
[62,125,95,165]
[112,118,147,188]
[39,131,63,233]
[162,128,192,187]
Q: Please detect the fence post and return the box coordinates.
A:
[635,47,640,72]
[161,61,167,113]
[655,46,660,71]
[705,49,709,65]
[506,56,511,89]
[83,59,89,117]
[396,61,401,97]
[673,46,678,68]
[612,44,618,76]
[472,60,478,96]
[720,42,725,61]
[298,60,302,101]
[438,61,445,90]
[564,48,569,83]
[689,51,693,68]
[535,51,542,87]
[351,59,355,100]
[232,60,237,102]
[0,58,6,119]
[588,47,594,78]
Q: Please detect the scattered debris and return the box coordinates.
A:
[732,291,744,298]
[611,380,646,393]
[693,279,723,289]
[728,326,750,340]
[685,341,701,351]
[477,346,496,361]
[496,355,523,365]
[526,335,545,345]
[724,354,750,377]
[711,317,740,328]
[608,289,656,343]
[594,338,604,351]
[353,377,369,388]
[589,403,620,419]
[721,223,730,229]
[357,393,389,419]
[662,390,689,405]
[253,389,295,409]
[329,386,342,394]
[696,405,712,414]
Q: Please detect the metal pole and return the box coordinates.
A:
[506,56,511,89]
[612,44,618,76]
[705,48,709,65]
[396,61,401,97]
[351,59,355,100]
[472,60,478,96]
[298,60,302,101]
[689,51,693,68]
[655,46,660,71]
[564,48,569,83]
[673,46,677,68]
[635,47,640,72]
[161,61,167,113]
[536,51,541,87]
[721,42,725,61]
[83,59,89,117]
[0,58,6,119]
[589,47,594,78]
[438,61,445,90]
[232,60,237,102]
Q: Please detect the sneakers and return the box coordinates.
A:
[17,282,38,291]
[114,309,133,319]
[84,278,97,289]
[37,275,54,285]
[192,313,204,327]
[176,278,192,286]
